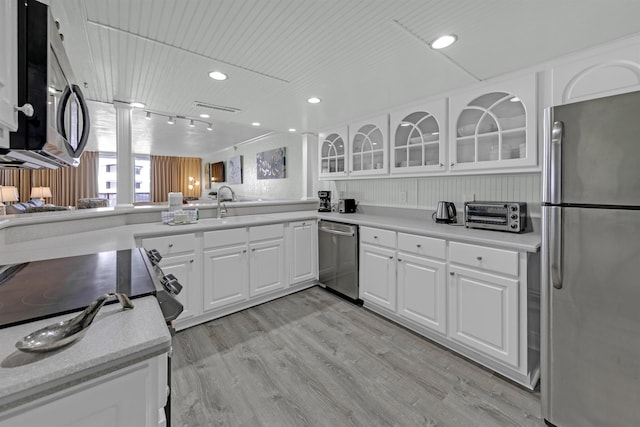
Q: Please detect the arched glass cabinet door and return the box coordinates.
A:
[318,126,348,178]
[390,99,446,174]
[449,73,537,171]
[348,114,388,176]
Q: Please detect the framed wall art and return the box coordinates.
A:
[227,155,243,184]
[256,147,286,180]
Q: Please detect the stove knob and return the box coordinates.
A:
[511,224,518,229]
[511,214,518,219]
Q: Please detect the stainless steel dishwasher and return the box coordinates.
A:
[318,220,360,302]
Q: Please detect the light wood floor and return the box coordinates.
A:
[171,287,544,427]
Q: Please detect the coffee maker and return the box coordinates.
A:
[318,191,331,212]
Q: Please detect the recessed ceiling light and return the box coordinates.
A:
[430,34,457,50]
[130,101,145,108]
[145,111,151,120]
[167,116,175,125]
[207,124,213,131]
[208,71,228,81]
[307,97,321,104]
[288,128,296,132]
[199,113,210,118]
[252,122,260,126]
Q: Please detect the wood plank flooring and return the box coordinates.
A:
[171,287,544,427]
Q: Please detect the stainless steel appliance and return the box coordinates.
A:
[432,201,457,223]
[338,198,357,213]
[318,220,360,301]
[1,0,90,170]
[464,201,527,232]
[318,191,331,212]
[542,91,640,427]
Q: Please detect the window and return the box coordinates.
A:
[97,153,151,204]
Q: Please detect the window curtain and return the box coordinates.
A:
[151,155,202,202]
[0,151,99,206]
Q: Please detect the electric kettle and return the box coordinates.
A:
[432,201,457,223]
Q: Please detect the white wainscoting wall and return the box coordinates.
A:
[328,174,541,216]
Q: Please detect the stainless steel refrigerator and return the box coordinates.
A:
[541,90,640,427]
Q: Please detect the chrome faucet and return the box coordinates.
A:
[216,185,236,218]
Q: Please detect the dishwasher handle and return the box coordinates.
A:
[319,227,355,237]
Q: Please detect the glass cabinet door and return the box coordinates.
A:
[390,99,446,174]
[318,126,348,178]
[449,73,537,171]
[348,115,388,176]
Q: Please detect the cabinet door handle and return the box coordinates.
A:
[476,256,482,261]
[14,103,34,117]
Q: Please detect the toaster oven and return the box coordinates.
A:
[464,202,527,233]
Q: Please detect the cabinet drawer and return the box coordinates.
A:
[249,224,284,241]
[204,227,247,248]
[449,242,519,276]
[360,227,396,247]
[397,233,446,259]
[142,233,195,255]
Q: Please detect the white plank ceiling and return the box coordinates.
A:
[50,0,640,156]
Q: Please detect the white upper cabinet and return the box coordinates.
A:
[318,126,349,179]
[449,73,538,172]
[389,99,447,175]
[348,114,389,177]
[0,0,18,147]
[551,43,640,106]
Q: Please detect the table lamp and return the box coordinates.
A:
[0,186,19,215]
[31,186,52,202]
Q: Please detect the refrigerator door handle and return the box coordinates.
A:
[550,121,564,205]
[550,206,563,289]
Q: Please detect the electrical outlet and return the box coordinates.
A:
[399,191,407,203]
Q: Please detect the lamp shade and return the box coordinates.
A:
[0,186,19,203]
[30,186,52,199]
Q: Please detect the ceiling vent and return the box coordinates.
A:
[193,101,242,113]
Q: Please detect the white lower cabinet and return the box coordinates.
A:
[448,265,519,367]
[0,355,167,427]
[141,233,201,322]
[249,237,285,296]
[360,243,396,311]
[397,252,447,335]
[359,227,539,389]
[203,244,249,312]
[287,220,318,285]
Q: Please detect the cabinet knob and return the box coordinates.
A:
[168,243,173,248]
[374,236,378,239]
[389,256,393,259]
[450,162,455,167]
[243,249,247,253]
[189,259,194,263]
[416,244,422,248]
[14,103,34,118]
[476,256,482,261]
[439,163,444,167]
[397,258,402,262]
[252,248,256,252]
[450,272,455,276]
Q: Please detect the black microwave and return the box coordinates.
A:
[1,0,90,170]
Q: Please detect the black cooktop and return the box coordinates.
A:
[0,249,157,329]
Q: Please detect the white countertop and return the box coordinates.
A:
[0,210,539,265]
[0,297,171,411]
